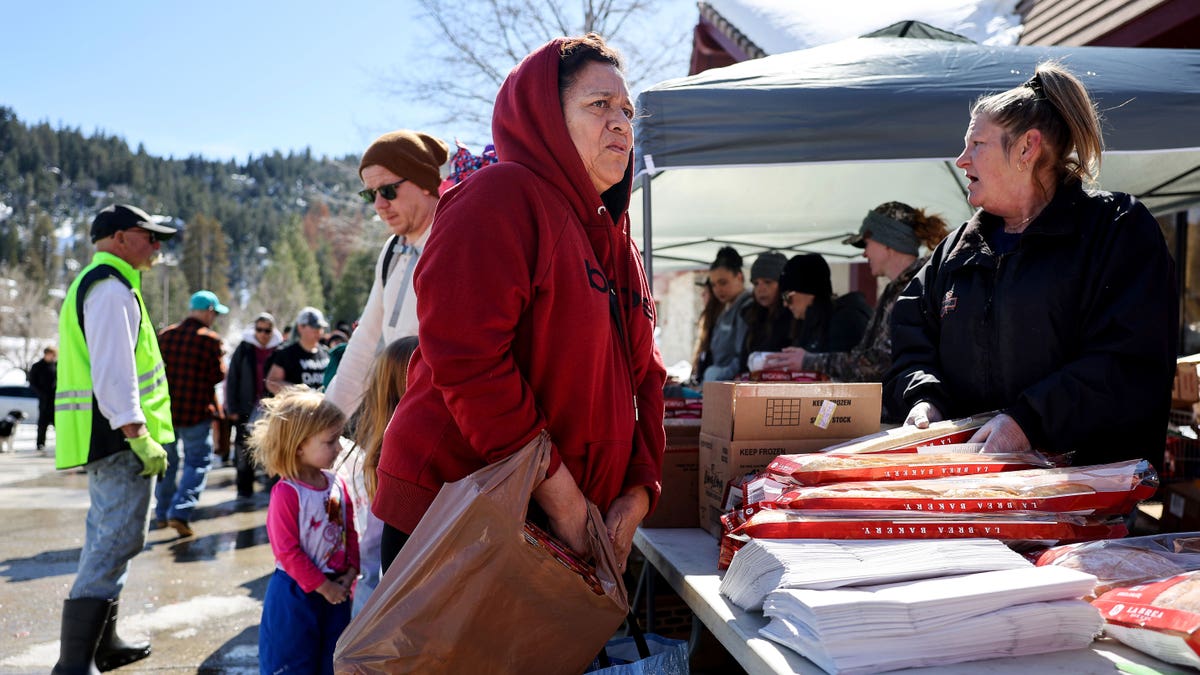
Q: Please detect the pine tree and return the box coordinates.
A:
[180,213,231,301]
[281,215,325,311]
[328,248,377,325]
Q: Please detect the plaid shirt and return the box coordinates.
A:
[157,317,226,427]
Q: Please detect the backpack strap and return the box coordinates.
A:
[380,235,400,287]
[75,264,135,339]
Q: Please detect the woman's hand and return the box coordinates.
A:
[762,347,807,371]
[533,463,590,557]
[968,414,1031,454]
[904,401,944,428]
[316,579,350,605]
[605,487,650,572]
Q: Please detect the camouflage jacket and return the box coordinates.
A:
[803,256,927,387]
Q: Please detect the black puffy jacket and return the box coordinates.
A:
[885,180,1177,468]
[794,292,872,353]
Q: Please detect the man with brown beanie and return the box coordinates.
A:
[323,129,447,613]
[326,129,447,416]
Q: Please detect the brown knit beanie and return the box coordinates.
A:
[358,130,450,195]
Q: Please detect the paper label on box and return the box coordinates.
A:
[813,399,837,429]
[1171,492,1186,518]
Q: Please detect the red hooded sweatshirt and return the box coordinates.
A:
[372,39,667,535]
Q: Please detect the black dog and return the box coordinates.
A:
[0,410,27,453]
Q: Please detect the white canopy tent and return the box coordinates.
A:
[631,32,1200,274]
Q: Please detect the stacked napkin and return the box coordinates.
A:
[721,538,1030,611]
[759,566,1102,674]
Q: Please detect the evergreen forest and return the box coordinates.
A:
[0,106,388,369]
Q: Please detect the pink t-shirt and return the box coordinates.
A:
[267,470,360,593]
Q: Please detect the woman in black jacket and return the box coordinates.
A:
[224,313,282,496]
[885,62,1177,467]
[776,253,871,354]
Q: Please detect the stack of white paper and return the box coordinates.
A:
[759,566,1103,674]
[720,538,1031,611]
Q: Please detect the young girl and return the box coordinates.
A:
[335,335,418,613]
[249,386,358,675]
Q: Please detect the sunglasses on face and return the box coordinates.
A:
[358,178,408,203]
[255,326,272,334]
[128,228,160,244]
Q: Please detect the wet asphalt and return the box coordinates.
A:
[0,424,270,673]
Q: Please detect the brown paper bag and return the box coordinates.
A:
[334,432,629,674]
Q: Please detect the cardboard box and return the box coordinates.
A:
[1160,480,1200,532]
[697,431,853,537]
[700,381,882,441]
[643,418,701,528]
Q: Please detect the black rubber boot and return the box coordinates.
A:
[94,599,151,672]
[51,598,107,675]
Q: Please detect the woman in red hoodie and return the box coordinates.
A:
[373,34,667,574]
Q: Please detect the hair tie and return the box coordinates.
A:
[1024,72,1047,101]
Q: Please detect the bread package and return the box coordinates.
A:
[722,508,1124,547]
[817,413,998,454]
[769,460,1157,516]
[1037,532,1200,599]
[766,449,1050,486]
[1093,571,1200,669]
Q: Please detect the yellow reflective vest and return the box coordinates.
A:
[54,252,174,469]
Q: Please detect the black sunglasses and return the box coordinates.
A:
[255,326,272,334]
[129,228,160,244]
[358,178,408,203]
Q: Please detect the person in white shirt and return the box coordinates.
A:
[324,130,448,416]
[53,204,178,673]
[322,130,447,612]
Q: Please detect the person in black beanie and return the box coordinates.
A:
[776,253,871,354]
[740,251,794,370]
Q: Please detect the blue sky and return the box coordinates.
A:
[2,2,421,160]
[1,1,690,162]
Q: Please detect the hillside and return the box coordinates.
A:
[0,106,387,352]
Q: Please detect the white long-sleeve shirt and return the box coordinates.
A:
[84,277,146,429]
[325,226,430,415]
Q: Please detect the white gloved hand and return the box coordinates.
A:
[904,401,944,429]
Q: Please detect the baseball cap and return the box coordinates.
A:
[189,290,229,314]
[295,306,329,329]
[90,204,178,243]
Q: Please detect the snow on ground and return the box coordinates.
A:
[1,595,261,669]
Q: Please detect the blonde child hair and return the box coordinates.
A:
[249,385,346,480]
[353,336,419,499]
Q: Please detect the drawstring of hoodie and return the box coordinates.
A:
[604,210,641,423]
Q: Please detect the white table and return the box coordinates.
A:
[633,528,1191,675]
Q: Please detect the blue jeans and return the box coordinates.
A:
[71,450,153,600]
[156,421,213,523]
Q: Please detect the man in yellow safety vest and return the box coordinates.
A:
[52,203,178,674]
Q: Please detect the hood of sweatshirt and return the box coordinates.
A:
[240,326,282,349]
[492,38,635,236]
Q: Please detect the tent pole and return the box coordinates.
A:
[641,173,654,280]
[1177,211,1188,356]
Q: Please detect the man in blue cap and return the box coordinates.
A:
[154,289,229,539]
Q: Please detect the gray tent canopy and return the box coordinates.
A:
[632,30,1200,274]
